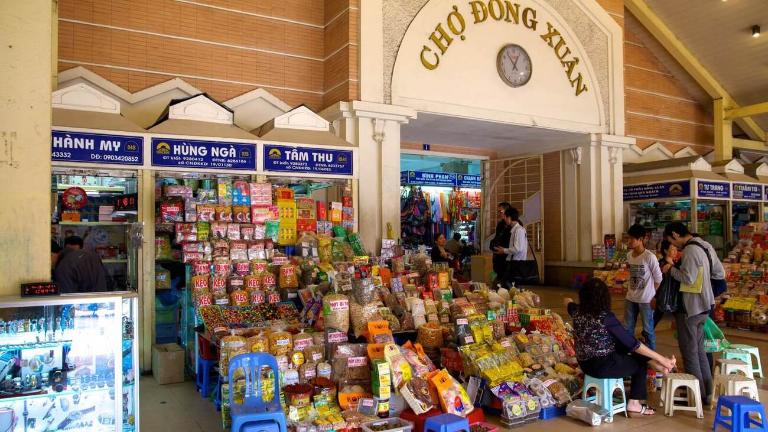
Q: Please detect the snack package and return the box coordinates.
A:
[383,344,412,389]
[197,204,216,222]
[160,199,184,223]
[401,377,434,414]
[430,369,473,416]
[155,235,172,260]
[323,293,350,333]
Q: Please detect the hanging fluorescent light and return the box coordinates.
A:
[753,25,761,38]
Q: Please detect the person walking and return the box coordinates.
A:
[490,202,511,286]
[663,222,725,405]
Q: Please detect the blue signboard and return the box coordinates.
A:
[623,181,690,201]
[697,180,730,199]
[151,138,256,170]
[732,183,762,201]
[51,130,143,165]
[457,174,482,188]
[401,171,457,187]
[263,144,353,176]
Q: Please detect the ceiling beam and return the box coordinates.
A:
[725,101,768,121]
[625,0,767,143]
[734,138,768,151]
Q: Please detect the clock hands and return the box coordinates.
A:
[504,51,521,72]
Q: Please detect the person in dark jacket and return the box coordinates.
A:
[490,202,511,285]
[53,236,109,293]
[565,278,676,417]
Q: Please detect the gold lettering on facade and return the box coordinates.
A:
[418,2,589,96]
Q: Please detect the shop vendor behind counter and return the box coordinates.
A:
[51,237,110,293]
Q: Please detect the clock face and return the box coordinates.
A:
[497,44,532,88]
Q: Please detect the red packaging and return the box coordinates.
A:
[234,260,251,276]
[213,261,231,276]
[192,261,211,275]
[297,219,317,233]
[342,196,353,207]
[268,292,281,304]
[262,272,277,289]
[316,202,327,221]
[250,290,266,304]
[160,200,184,223]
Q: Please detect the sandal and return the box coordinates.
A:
[627,404,656,417]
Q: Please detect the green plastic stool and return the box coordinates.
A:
[722,349,752,374]
[729,344,764,378]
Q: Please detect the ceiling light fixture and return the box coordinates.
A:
[753,25,761,38]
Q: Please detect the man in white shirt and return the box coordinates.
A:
[493,208,528,285]
[625,224,663,349]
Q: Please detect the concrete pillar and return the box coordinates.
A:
[0,1,53,293]
[322,101,417,253]
[561,134,634,262]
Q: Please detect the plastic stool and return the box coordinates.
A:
[730,344,764,378]
[714,375,760,401]
[241,420,283,432]
[581,375,627,422]
[214,376,222,412]
[661,373,703,418]
[716,359,752,376]
[723,349,753,366]
[424,413,470,432]
[196,356,217,398]
[713,395,768,432]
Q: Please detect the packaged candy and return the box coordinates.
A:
[175,223,197,243]
[279,264,299,289]
[160,200,184,223]
[230,287,249,306]
[233,205,250,223]
[155,235,172,260]
[197,204,216,222]
[227,223,241,240]
[196,221,211,241]
[241,224,255,241]
[230,240,248,261]
[184,199,197,222]
[431,369,473,416]
[269,329,293,356]
[216,205,233,222]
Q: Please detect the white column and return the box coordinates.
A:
[322,101,417,253]
[561,134,634,262]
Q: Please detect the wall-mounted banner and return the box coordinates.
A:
[623,181,690,201]
[151,138,256,170]
[732,183,762,201]
[51,130,143,165]
[456,174,482,188]
[263,144,353,176]
[697,180,730,199]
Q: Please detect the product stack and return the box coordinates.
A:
[719,223,768,332]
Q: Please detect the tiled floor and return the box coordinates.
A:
[140,287,768,431]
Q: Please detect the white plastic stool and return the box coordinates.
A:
[713,374,760,401]
[730,344,764,378]
[661,373,703,418]
[716,358,751,376]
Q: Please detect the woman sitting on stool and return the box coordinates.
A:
[565,278,677,417]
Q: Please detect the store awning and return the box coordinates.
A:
[53,108,146,133]
[624,156,726,185]
[255,126,352,147]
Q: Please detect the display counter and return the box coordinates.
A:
[0,292,139,431]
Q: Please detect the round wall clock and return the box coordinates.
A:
[497,44,532,88]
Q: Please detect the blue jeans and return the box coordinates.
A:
[624,301,655,350]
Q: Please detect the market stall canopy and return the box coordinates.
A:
[623,156,726,185]
[744,163,768,183]
[711,159,756,183]
[52,83,145,133]
[148,93,255,140]
[253,105,352,147]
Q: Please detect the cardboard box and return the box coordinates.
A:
[152,343,185,384]
[471,254,494,284]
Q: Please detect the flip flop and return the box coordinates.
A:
[628,404,656,417]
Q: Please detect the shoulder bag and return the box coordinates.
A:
[685,241,727,297]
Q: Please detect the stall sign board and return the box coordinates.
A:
[622,181,690,201]
[765,186,768,202]
[151,138,256,170]
[401,171,457,187]
[51,131,143,165]
[732,183,762,201]
[263,144,353,176]
[457,174,482,188]
[697,180,731,199]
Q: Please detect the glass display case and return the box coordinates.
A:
[0,293,139,431]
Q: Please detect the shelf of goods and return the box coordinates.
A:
[185,235,584,429]
[0,293,139,432]
[720,223,768,332]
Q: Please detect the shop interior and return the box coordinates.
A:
[51,169,140,291]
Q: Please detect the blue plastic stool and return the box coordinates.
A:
[229,353,287,432]
[424,413,470,432]
[213,376,222,412]
[714,395,768,431]
[581,375,627,422]
[196,356,217,398]
[241,420,283,432]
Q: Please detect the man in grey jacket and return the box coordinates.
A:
[663,222,724,404]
